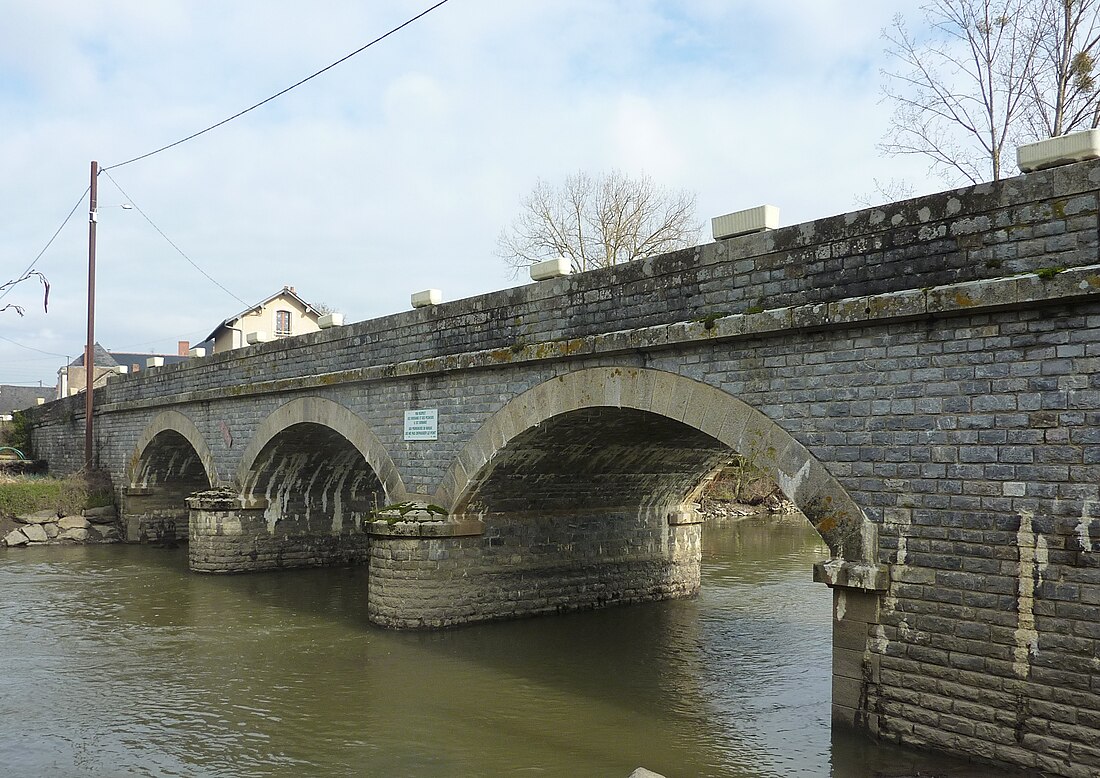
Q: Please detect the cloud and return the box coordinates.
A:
[2,0,940,387]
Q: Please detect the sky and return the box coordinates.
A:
[0,0,946,388]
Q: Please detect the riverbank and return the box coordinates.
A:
[0,472,119,546]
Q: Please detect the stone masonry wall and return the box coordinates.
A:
[188,496,370,573]
[20,160,1100,776]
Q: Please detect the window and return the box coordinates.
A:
[275,310,292,337]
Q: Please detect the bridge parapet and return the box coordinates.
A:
[70,159,1100,410]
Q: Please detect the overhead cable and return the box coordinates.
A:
[0,186,89,303]
[103,0,452,171]
[0,333,70,359]
[101,169,249,307]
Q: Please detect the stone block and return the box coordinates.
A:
[21,524,48,542]
[3,528,28,546]
[833,646,866,681]
[16,510,58,525]
[926,277,1018,314]
[832,674,865,715]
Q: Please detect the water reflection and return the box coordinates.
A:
[0,517,1011,777]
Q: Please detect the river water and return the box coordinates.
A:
[0,516,1004,777]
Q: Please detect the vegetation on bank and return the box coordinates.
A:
[702,456,784,509]
[0,410,31,454]
[0,471,114,520]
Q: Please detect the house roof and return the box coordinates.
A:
[204,286,316,343]
[67,343,187,369]
[68,343,118,368]
[0,385,49,415]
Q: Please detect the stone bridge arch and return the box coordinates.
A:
[436,367,876,564]
[236,396,404,501]
[193,396,405,572]
[124,410,219,543]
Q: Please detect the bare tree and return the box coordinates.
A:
[0,270,50,316]
[881,0,1041,183]
[1024,0,1100,137]
[854,177,917,208]
[497,170,701,274]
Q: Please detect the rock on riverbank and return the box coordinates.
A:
[2,505,120,547]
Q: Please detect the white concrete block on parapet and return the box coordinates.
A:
[1018,129,1100,172]
[411,289,442,308]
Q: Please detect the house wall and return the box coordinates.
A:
[61,365,121,398]
[214,294,320,353]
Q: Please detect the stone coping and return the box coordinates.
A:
[185,491,269,511]
[98,264,1100,415]
[364,518,485,538]
[667,508,703,525]
[812,559,890,592]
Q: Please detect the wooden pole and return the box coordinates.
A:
[85,161,98,470]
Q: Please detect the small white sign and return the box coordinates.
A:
[404,409,438,441]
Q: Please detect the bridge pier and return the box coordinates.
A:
[123,486,191,543]
[186,489,371,572]
[814,561,890,734]
[366,506,702,629]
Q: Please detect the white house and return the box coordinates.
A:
[203,286,321,354]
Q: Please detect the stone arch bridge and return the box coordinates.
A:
[27,160,1100,777]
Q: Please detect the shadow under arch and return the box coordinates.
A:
[434,367,876,563]
[236,396,405,503]
[125,410,219,542]
[128,409,219,489]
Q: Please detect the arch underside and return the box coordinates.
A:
[244,422,384,538]
[127,428,213,542]
[192,421,384,571]
[460,407,731,515]
[443,367,875,564]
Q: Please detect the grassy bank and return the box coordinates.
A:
[0,472,114,521]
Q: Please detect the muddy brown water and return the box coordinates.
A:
[0,516,1022,776]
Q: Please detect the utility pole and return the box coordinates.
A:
[85,160,98,470]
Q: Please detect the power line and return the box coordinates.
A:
[0,334,70,359]
[0,186,89,303]
[112,326,212,353]
[103,0,452,171]
[100,169,249,307]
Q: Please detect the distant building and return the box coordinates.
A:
[203,286,321,354]
[57,342,190,398]
[0,385,48,422]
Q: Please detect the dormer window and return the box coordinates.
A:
[275,310,292,337]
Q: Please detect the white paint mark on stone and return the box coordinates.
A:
[1014,511,1042,680]
[775,458,810,503]
[1076,505,1099,551]
[835,590,847,622]
[869,624,889,653]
